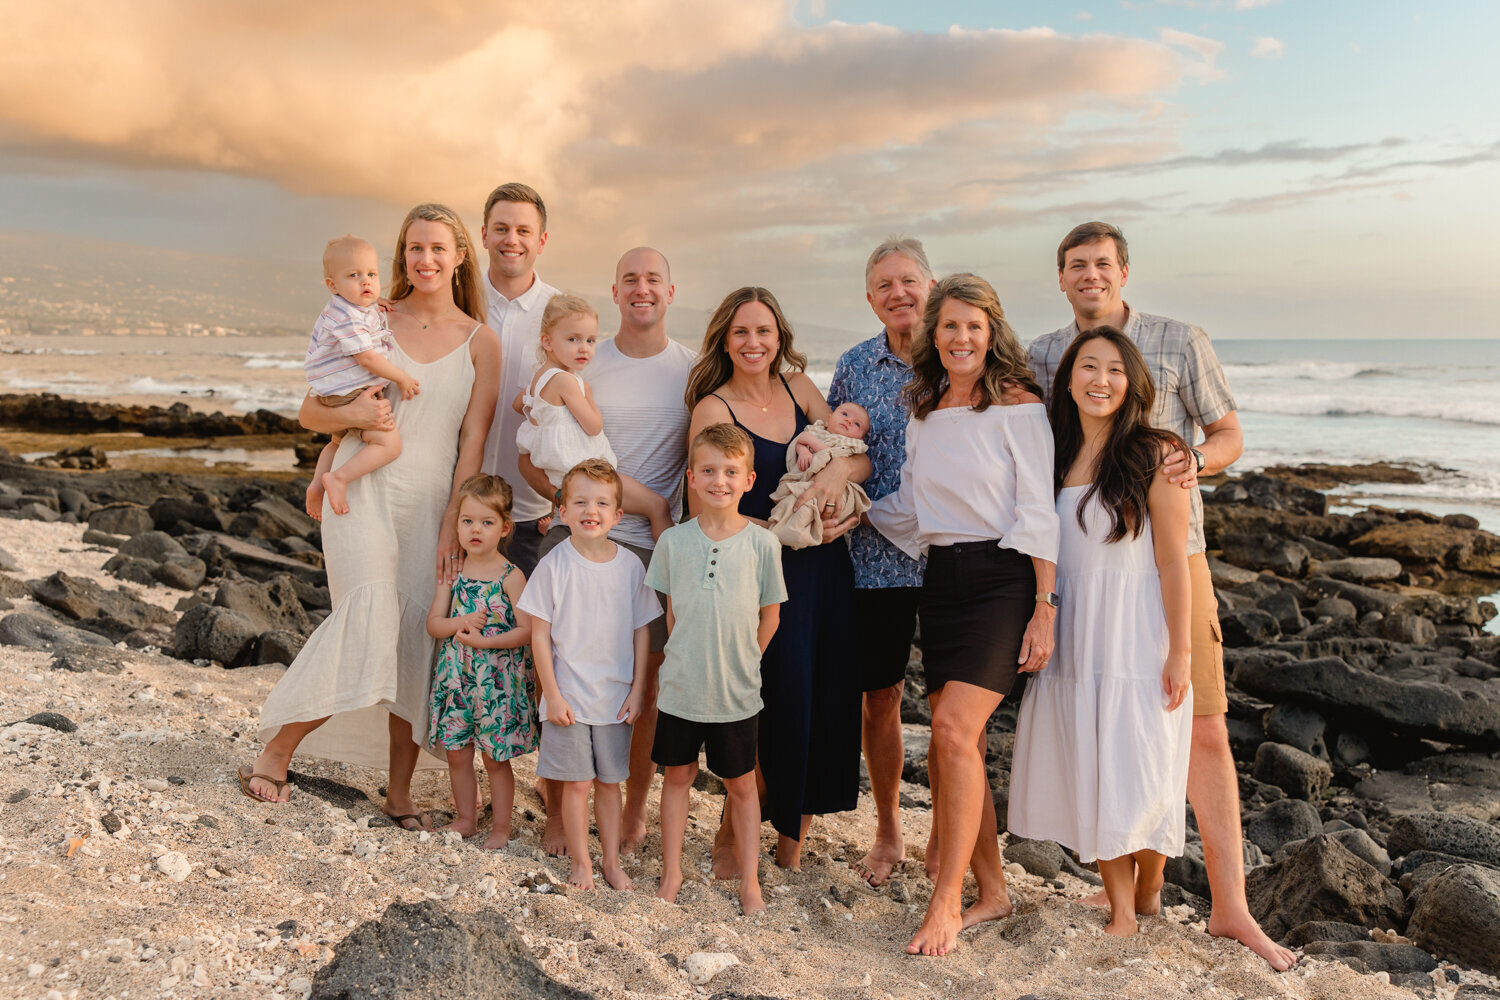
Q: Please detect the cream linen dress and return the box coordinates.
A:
[257,327,477,769]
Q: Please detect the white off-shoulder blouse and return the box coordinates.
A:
[867,401,1059,564]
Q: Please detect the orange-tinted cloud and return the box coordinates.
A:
[4,2,1204,215]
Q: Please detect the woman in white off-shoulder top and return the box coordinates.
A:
[867,273,1059,958]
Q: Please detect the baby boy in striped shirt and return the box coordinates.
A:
[303,236,420,519]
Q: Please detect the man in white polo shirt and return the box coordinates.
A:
[479,181,558,575]
[521,246,694,853]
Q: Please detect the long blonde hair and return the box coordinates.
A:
[388,203,485,322]
[684,286,806,409]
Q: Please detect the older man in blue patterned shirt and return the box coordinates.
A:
[828,237,936,887]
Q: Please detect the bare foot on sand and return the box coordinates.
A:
[439,819,479,838]
[568,856,594,891]
[711,841,740,880]
[905,904,962,956]
[1104,911,1138,936]
[775,835,802,871]
[542,815,567,856]
[621,819,648,856]
[1078,887,1109,908]
[855,837,905,887]
[656,869,683,903]
[923,835,940,881]
[740,886,767,915]
[322,472,350,516]
[482,826,509,850]
[1134,874,1163,917]
[960,892,1013,930]
[602,861,634,891]
[1209,912,1298,971]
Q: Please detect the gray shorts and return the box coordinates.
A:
[539,524,668,653]
[537,720,633,784]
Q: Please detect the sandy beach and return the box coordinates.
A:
[3,513,1490,1000]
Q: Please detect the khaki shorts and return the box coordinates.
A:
[1189,552,1228,716]
[315,385,385,443]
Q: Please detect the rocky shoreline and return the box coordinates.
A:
[2,447,1499,999]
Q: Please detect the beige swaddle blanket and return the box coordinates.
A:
[767,421,871,549]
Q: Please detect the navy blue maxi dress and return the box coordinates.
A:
[710,377,861,840]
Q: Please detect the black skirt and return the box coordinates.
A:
[919,541,1036,697]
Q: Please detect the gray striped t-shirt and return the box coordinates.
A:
[586,336,696,549]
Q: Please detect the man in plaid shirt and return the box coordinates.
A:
[1027,222,1294,971]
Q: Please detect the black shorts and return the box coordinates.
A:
[854,586,921,692]
[651,711,758,780]
[919,542,1035,698]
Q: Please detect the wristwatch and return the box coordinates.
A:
[1036,591,1060,608]
[1191,448,1206,473]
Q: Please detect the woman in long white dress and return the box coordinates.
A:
[1009,326,1193,936]
[240,204,501,829]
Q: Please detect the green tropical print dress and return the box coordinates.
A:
[428,567,539,762]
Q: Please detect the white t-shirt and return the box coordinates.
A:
[516,538,663,725]
[586,335,696,548]
[482,273,558,522]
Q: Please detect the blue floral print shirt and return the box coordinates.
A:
[828,331,925,589]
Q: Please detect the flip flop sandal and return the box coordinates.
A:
[237,764,288,803]
[382,811,430,832]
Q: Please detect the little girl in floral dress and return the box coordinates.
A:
[426,473,538,849]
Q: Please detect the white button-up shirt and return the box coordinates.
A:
[482,272,559,522]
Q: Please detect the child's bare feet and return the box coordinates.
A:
[568,856,594,891]
[621,819,648,855]
[305,481,325,521]
[656,869,683,903]
[322,472,350,516]
[1134,876,1163,916]
[739,885,767,915]
[1104,911,1138,936]
[542,815,568,856]
[482,827,509,851]
[602,861,634,891]
[960,890,1013,929]
[440,818,479,838]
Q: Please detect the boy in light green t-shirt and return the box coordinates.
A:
[645,423,786,915]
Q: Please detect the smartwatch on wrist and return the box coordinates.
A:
[1191,448,1206,474]
[1036,591,1060,608]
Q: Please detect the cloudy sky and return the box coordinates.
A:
[3,0,1495,340]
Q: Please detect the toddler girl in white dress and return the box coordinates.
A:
[515,295,672,540]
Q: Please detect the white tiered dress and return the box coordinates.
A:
[1009,485,1192,863]
[256,327,478,769]
[515,368,617,488]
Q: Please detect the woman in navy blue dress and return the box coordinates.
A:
[685,286,868,870]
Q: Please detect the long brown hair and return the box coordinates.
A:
[684,286,807,409]
[388,203,485,323]
[1049,327,1186,542]
[905,273,1041,419]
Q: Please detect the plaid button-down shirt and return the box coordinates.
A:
[1027,307,1237,555]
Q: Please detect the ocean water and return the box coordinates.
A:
[4,332,1497,530]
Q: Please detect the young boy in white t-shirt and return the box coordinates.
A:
[518,459,661,891]
[645,423,786,914]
